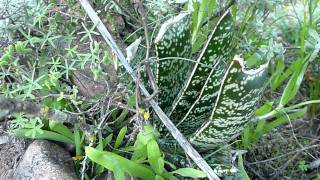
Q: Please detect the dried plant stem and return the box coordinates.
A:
[77,0,220,179]
[0,97,80,123]
[136,0,159,98]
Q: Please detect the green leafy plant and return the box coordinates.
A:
[152,7,269,175]
[297,160,308,172]
[241,102,308,149]
[241,4,320,149]
[86,125,206,180]
[12,114,75,144]
[2,0,320,179]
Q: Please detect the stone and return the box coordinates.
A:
[0,134,29,180]
[13,140,78,180]
[71,69,107,98]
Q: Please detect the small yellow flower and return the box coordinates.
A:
[88,135,96,143]
[40,106,49,116]
[72,155,84,161]
[143,111,150,121]
[138,108,145,114]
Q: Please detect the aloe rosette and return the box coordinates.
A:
[153,9,269,174]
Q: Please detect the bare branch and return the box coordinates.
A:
[77,0,220,179]
[0,97,81,124]
[135,0,159,100]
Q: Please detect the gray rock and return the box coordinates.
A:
[13,140,78,180]
[0,134,29,180]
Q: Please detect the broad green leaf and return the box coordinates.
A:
[255,101,273,116]
[168,10,234,135]
[131,138,147,162]
[263,107,307,134]
[191,0,199,40]
[162,172,179,180]
[238,154,250,180]
[15,129,74,144]
[128,95,136,107]
[138,124,156,145]
[191,56,269,147]
[96,134,105,174]
[155,12,192,113]
[155,175,165,180]
[241,125,252,149]
[171,168,206,178]
[255,119,266,139]
[192,0,217,43]
[114,168,126,180]
[270,58,286,90]
[147,140,164,174]
[115,110,128,126]
[192,30,209,53]
[132,124,156,161]
[74,125,82,156]
[242,119,266,148]
[242,106,306,149]
[206,1,216,19]
[97,134,104,151]
[114,126,127,149]
[104,133,113,147]
[279,58,309,107]
[246,53,261,67]
[231,3,237,17]
[49,121,74,141]
[85,147,155,180]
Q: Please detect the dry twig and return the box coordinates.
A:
[0,96,80,124]
[270,137,320,178]
[248,144,320,165]
[134,0,159,101]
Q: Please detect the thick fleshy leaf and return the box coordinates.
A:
[171,168,206,178]
[85,146,155,180]
[190,56,269,148]
[155,12,192,113]
[168,10,234,130]
[174,60,227,135]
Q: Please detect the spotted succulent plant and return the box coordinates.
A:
[152,9,269,174]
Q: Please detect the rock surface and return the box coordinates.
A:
[0,135,28,180]
[13,140,78,180]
